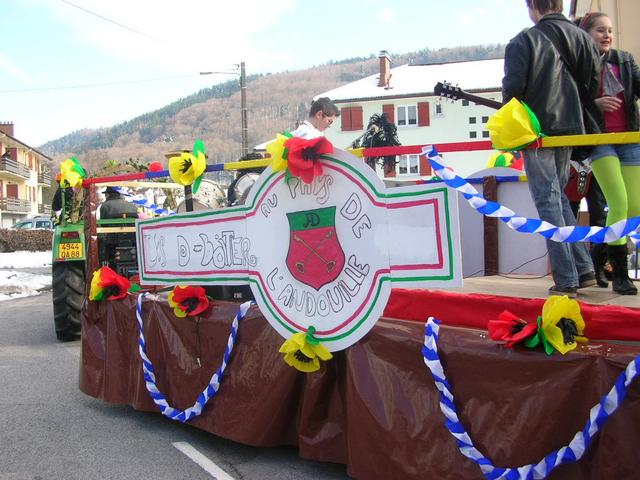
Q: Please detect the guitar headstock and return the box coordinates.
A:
[434,81,463,101]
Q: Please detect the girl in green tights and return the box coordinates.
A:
[579,12,640,295]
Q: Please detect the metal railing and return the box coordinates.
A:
[0,197,32,213]
[38,171,52,185]
[0,158,31,179]
[38,204,52,215]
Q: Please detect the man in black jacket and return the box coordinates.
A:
[502,0,600,297]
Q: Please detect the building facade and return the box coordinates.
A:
[318,52,504,180]
[0,122,53,228]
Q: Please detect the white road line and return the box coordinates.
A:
[172,441,236,480]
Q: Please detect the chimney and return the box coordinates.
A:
[378,50,391,88]
[0,122,14,137]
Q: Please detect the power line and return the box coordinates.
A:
[0,72,240,94]
[60,0,155,40]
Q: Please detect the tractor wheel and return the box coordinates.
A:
[52,262,86,341]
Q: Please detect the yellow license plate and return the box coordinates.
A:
[59,242,83,259]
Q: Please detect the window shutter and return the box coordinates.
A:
[351,107,363,130]
[419,155,431,176]
[418,102,430,127]
[382,104,395,124]
[341,107,352,131]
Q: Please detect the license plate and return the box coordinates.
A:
[59,242,83,259]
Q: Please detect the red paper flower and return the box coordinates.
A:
[488,310,538,348]
[284,136,333,184]
[168,286,209,317]
[148,162,164,172]
[89,266,131,301]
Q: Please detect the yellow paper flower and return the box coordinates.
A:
[169,151,206,186]
[279,327,333,373]
[266,133,291,173]
[540,295,587,354]
[59,157,86,188]
[486,98,542,151]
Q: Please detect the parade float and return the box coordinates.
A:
[74,105,640,479]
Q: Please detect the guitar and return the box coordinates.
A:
[434,82,502,110]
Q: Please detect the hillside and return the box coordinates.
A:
[40,44,504,174]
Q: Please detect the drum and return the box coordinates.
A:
[175,179,226,213]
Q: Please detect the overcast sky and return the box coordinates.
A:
[2,0,570,147]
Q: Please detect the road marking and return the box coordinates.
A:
[172,441,236,480]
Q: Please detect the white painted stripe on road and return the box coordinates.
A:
[172,441,236,480]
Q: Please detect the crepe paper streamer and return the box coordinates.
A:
[423,317,640,480]
[423,145,640,242]
[110,186,175,216]
[135,293,252,422]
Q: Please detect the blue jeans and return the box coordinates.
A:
[523,147,594,288]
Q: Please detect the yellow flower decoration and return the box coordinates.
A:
[540,295,587,355]
[169,151,206,186]
[279,326,333,373]
[266,132,292,173]
[59,157,86,188]
[486,98,542,151]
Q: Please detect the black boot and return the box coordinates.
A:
[591,243,609,288]
[607,244,637,295]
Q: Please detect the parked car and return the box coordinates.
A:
[11,217,54,230]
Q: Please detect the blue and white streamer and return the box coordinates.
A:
[423,146,640,242]
[423,317,640,480]
[135,293,252,422]
[112,186,175,216]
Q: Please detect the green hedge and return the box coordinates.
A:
[0,229,53,252]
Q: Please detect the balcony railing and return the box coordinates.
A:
[0,197,32,213]
[38,204,52,215]
[0,158,31,180]
[38,171,52,185]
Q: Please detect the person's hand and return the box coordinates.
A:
[595,96,622,112]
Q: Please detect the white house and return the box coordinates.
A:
[318,51,505,179]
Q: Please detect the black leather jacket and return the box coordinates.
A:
[603,49,640,132]
[502,14,601,136]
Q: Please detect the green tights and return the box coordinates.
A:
[590,155,640,246]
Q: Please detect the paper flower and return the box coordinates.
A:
[168,140,207,192]
[486,98,542,151]
[59,156,86,188]
[486,151,524,171]
[266,132,293,173]
[148,162,164,172]
[284,136,333,184]
[488,310,539,348]
[279,326,333,373]
[89,266,131,301]
[167,285,209,318]
[539,295,587,355]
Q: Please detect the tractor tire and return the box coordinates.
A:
[52,262,86,341]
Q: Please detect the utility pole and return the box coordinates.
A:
[240,61,248,157]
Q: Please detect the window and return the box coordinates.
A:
[462,100,469,106]
[482,131,490,138]
[435,102,443,115]
[397,105,417,127]
[35,220,52,229]
[340,106,363,131]
[482,116,489,123]
[397,154,419,175]
[469,117,477,124]
[469,131,477,139]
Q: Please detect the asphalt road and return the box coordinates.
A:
[0,292,351,480]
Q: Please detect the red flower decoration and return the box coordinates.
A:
[284,136,333,184]
[148,162,164,172]
[89,266,131,301]
[168,286,209,317]
[488,310,538,348]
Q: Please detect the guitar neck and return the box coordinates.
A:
[434,82,503,110]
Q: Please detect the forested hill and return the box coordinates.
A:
[40,44,504,174]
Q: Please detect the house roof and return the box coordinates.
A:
[318,58,504,103]
[0,131,53,164]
